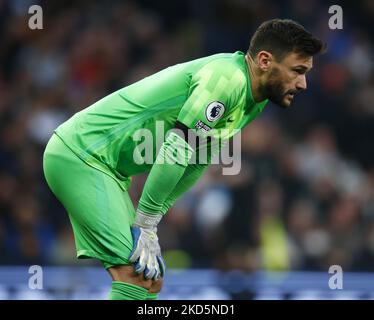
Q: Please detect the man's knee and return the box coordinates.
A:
[107,265,153,290]
[149,278,163,294]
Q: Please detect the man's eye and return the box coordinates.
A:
[294,69,303,74]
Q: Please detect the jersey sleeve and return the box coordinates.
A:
[160,162,209,214]
[177,59,246,137]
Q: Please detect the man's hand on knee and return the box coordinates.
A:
[128,210,166,280]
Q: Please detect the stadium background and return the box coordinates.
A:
[0,0,373,299]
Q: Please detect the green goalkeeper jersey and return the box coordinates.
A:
[55,51,268,191]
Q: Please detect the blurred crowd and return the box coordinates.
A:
[0,0,373,273]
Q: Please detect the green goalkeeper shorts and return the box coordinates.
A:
[43,133,136,269]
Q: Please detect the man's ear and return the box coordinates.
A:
[256,50,273,72]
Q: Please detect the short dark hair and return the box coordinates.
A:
[248,19,326,61]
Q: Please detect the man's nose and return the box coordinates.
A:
[296,75,307,90]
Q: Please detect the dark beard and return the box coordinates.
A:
[263,67,289,109]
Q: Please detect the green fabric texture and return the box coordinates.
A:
[138,132,193,215]
[161,163,208,214]
[54,51,268,192]
[146,293,159,300]
[43,134,136,267]
[109,281,148,300]
[160,138,223,214]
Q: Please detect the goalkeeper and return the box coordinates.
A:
[43,19,324,300]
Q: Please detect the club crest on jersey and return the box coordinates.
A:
[205,101,225,122]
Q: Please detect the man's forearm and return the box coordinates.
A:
[137,131,194,215]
